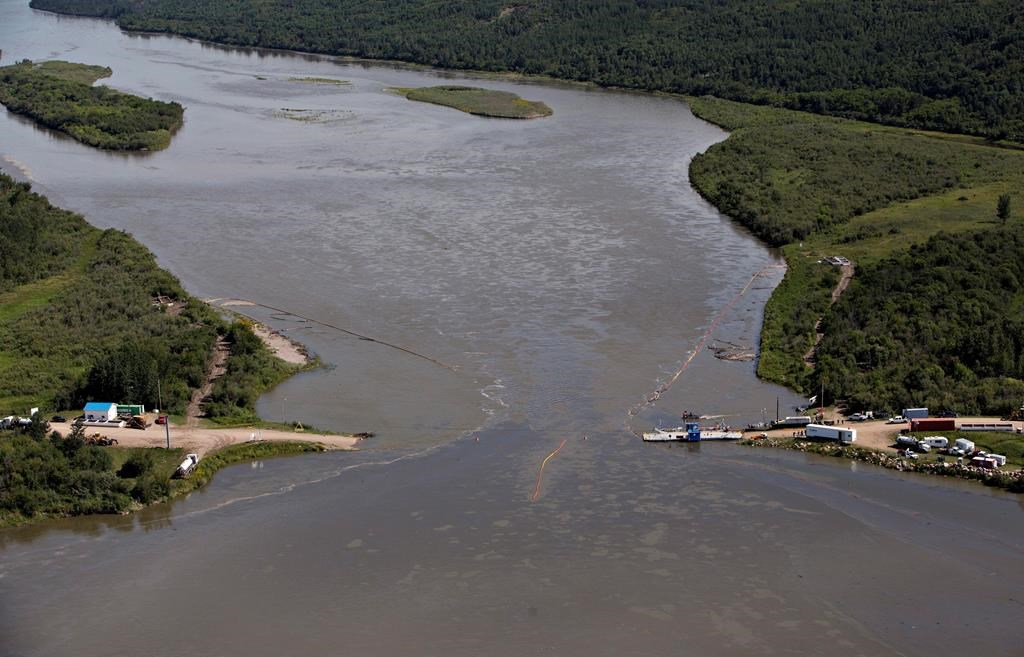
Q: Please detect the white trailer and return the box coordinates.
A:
[954,438,975,454]
[805,424,857,444]
[923,436,949,448]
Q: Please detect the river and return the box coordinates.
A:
[1,2,1022,656]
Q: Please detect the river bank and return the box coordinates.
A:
[743,414,1024,492]
[742,436,1024,493]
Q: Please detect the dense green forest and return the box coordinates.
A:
[0,173,295,419]
[29,0,1024,141]
[0,60,183,151]
[816,228,1024,414]
[688,98,1024,414]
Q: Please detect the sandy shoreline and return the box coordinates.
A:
[53,419,360,456]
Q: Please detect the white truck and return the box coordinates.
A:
[175,453,200,478]
[805,424,857,444]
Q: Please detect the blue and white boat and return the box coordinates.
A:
[642,421,742,442]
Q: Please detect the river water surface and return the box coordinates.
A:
[1,3,1023,656]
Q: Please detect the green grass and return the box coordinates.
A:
[287,76,350,85]
[170,440,327,496]
[33,60,112,85]
[401,85,552,119]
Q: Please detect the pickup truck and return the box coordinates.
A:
[886,416,907,424]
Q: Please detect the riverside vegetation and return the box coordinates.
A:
[28,0,1024,141]
[688,97,1024,415]
[0,414,327,527]
[0,173,323,525]
[0,60,183,151]
[0,172,296,421]
[399,86,552,119]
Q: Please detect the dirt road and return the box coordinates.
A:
[53,418,360,456]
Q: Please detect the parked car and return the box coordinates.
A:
[848,412,869,421]
[938,410,959,418]
[51,415,67,423]
[887,416,907,424]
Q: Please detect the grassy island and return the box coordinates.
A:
[399,86,551,119]
[0,60,183,151]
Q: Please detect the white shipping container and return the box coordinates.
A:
[805,424,857,443]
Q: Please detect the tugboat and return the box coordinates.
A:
[642,421,742,442]
[680,410,701,420]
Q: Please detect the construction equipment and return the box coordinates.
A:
[85,433,118,446]
[126,415,150,430]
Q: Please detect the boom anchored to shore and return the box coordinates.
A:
[207,298,459,372]
[627,264,784,424]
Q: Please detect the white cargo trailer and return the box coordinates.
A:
[954,438,975,454]
[923,436,949,448]
[805,424,857,444]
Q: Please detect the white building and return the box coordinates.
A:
[83,402,117,423]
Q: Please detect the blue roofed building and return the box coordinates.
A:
[83,402,117,423]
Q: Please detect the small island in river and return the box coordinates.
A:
[0,60,184,151]
[398,85,552,119]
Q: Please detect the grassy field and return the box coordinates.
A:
[687,96,1024,410]
[399,85,552,119]
[32,60,112,85]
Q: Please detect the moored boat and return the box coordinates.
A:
[642,422,742,442]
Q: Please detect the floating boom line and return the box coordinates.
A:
[627,264,783,421]
[207,298,458,372]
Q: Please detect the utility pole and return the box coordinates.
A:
[158,378,169,448]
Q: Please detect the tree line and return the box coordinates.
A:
[30,0,1024,141]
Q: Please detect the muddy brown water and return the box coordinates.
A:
[1,3,1022,655]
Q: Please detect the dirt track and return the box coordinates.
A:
[52,418,360,456]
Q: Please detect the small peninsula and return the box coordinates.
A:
[0,60,184,151]
[399,85,552,119]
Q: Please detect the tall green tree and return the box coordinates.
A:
[998,194,1012,223]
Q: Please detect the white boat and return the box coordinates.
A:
[642,422,742,442]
